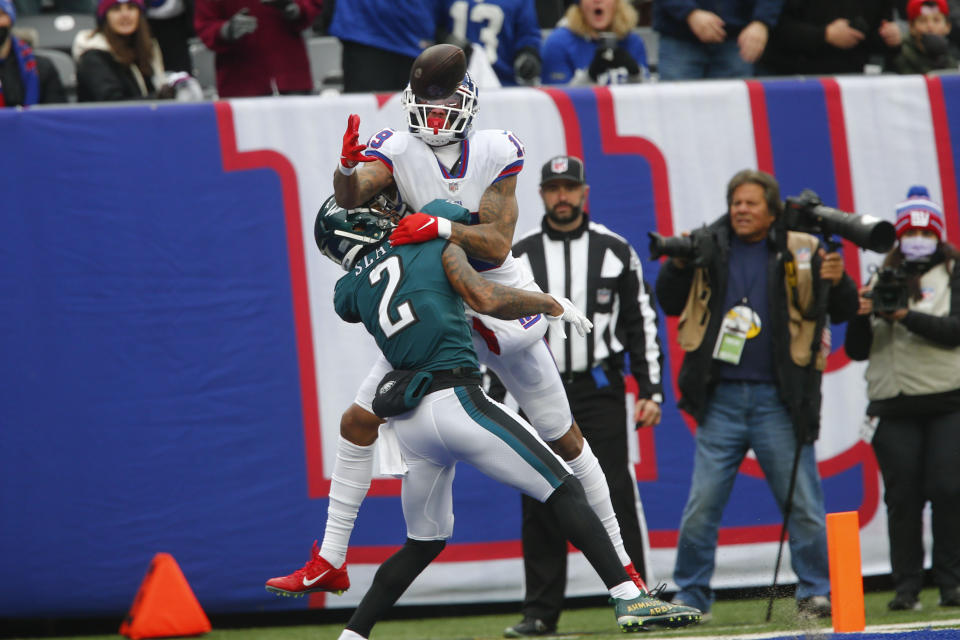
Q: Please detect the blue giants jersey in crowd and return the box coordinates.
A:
[442,0,541,85]
[541,27,648,84]
[334,238,479,372]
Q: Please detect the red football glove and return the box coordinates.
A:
[389,212,452,246]
[340,114,376,169]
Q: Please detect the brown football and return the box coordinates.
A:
[409,44,467,100]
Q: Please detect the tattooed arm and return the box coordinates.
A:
[333,161,395,209]
[442,242,560,319]
[445,176,519,264]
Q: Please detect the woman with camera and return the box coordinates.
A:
[845,186,960,612]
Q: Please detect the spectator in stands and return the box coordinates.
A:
[0,0,66,105]
[13,0,95,18]
[760,0,902,75]
[844,186,960,612]
[887,0,958,73]
[193,0,320,98]
[540,0,648,85]
[327,0,441,93]
[147,0,193,72]
[896,0,960,46]
[73,0,168,101]
[653,0,782,80]
[438,0,542,86]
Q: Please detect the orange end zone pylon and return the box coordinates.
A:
[826,511,865,632]
[120,552,212,639]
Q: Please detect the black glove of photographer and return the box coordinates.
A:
[921,33,951,68]
[588,45,640,82]
[219,8,258,41]
[262,0,301,21]
[513,47,541,84]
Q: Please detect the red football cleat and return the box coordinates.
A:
[265,541,350,597]
[624,562,648,591]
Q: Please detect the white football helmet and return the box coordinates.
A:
[402,72,479,147]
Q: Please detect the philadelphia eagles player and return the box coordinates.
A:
[311,198,699,640]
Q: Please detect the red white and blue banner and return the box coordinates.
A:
[2,74,959,617]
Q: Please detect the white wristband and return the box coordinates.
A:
[337,162,356,176]
[437,217,452,239]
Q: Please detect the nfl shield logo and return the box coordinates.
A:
[551,157,569,174]
[596,288,612,305]
[449,182,460,193]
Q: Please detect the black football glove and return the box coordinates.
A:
[262,0,301,21]
[588,45,640,82]
[513,47,541,84]
[219,8,258,41]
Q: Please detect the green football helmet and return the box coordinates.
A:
[314,195,398,270]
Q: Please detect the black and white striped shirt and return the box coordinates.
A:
[513,214,663,402]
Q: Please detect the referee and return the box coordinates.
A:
[505,155,664,637]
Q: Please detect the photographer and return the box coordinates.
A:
[655,169,858,619]
[844,187,960,612]
[540,0,648,85]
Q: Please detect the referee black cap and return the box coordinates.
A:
[540,155,585,186]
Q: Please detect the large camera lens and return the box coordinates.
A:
[648,232,697,261]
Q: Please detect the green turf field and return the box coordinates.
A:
[11,588,960,640]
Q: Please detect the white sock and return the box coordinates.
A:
[337,630,367,640]
[610,581,641,600]
[320,436,375,568]
[566,440,631,566]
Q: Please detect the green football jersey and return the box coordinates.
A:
[333,239,479,372]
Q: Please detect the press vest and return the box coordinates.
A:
[865,262,960,399]
[677,231,826,370]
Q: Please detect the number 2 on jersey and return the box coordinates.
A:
[369,255,418,338]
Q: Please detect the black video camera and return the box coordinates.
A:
[864,267,909,314]
[783,190,896,253]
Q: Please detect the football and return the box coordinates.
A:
[409,44,467,100]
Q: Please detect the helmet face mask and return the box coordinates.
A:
[402,72,479,146]
[365,187,407,224]
[314,196,397,270]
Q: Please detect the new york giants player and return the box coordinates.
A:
[266,47,691,626]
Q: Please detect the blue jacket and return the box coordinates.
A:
[329,0,444,58]
[653,0,784,42]
[540,26,648,84]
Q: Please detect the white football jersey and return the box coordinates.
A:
[364,128,530,287]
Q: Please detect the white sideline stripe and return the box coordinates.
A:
[676,618,960,639]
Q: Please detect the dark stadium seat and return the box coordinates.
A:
[34,47,77,102]
[16,13,96,53]
[188,37,215,94]
[306,35,342,92]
